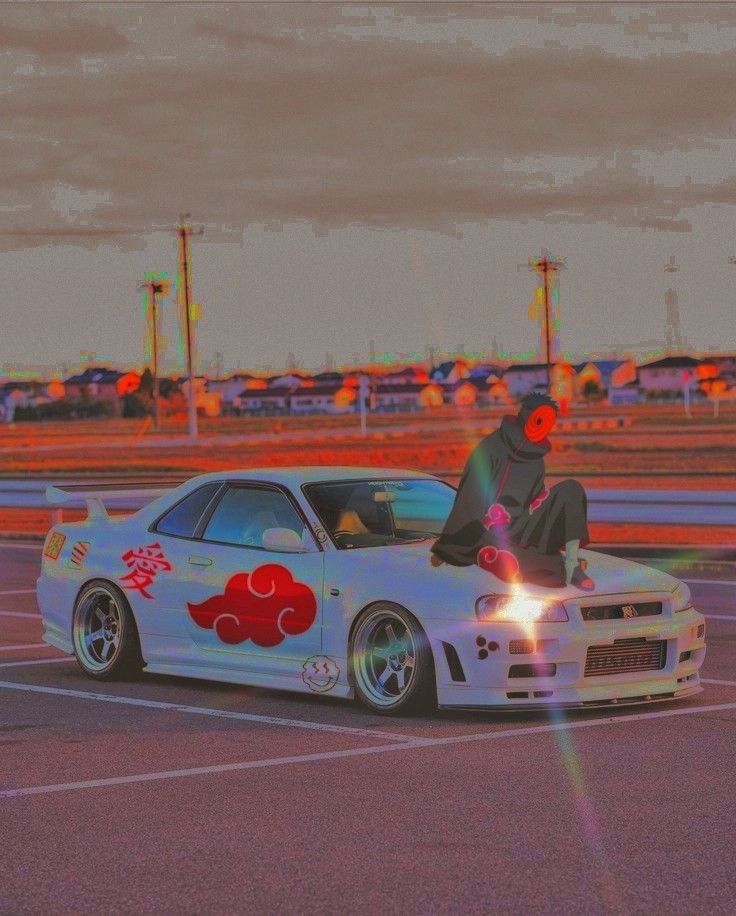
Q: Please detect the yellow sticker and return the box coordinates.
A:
[44,531,66,561]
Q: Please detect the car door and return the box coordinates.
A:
[176,483,324,678]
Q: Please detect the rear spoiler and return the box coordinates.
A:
[45,485,170,521]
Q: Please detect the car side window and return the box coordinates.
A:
[154,483,222,539]
[202,486,311,550]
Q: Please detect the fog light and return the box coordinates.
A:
[697,624,705,639]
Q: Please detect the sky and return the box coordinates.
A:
[3,1,736,374]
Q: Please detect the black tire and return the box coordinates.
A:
[350,603,436,716]
[72,580,143,681]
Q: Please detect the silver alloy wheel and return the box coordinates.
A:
[352,608,417,708]
[73,585,124,672]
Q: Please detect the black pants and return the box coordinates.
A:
[509,479,590,554]
[487,479,590,587]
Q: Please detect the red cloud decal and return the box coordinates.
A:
[187,564,317,648]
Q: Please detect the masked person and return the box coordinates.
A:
[431,393,594,591]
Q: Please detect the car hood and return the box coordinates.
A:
[355,542,680,602]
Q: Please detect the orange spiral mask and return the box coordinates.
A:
[523,404,557,442]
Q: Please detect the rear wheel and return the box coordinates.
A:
[351,604,435,715]
[72,581,143,680]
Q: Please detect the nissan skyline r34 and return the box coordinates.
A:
[37,467,706,715]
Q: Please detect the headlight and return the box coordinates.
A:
[475,590,568,624]
[671,581,692,612]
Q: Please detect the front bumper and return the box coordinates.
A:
[430,605,706,710]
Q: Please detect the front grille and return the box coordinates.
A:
[584,639,666,677]
[581,601,662,622]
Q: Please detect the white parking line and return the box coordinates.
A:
[0,589,36,596]
[3,698,736,799]
[0,610,39,619]
[701,678,736,688]
[0,657,72,669]
[0,643,48,652]
[0,680,419,744]
[703,614,736,622]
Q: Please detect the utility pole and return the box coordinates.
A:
[178,214,203,440]
[139,274,169,431]
[524,249,565,391]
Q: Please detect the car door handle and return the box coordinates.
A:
[188,555,213,567]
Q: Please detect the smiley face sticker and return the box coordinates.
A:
[302,655,340,692]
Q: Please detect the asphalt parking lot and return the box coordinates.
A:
[2,542,736,914]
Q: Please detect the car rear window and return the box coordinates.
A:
[154,483,221,539]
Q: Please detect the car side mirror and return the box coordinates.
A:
[261,527,309,552]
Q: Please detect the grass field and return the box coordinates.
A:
[2,402,735,543]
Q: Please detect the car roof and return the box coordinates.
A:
[188,466,437,488]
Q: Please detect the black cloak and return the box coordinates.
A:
[431,415,589,587]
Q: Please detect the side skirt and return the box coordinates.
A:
[143,661,354,700]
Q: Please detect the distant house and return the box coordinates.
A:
[1,380,41,408]
[269,373,310,388]
[638,356,700,394]
[312,371,344,386]
[236,388,291,415]
[503,364,549,398]
[608,381,642,405]
[374,382,425,412]
[206,373,258,406]
[430,360,471,384]
[382,366,427,386]
[64,368,123,404]
[574,360,629,393]
[290,385,344,414]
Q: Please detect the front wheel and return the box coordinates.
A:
[72,581,143,680]
[351,604,436,715]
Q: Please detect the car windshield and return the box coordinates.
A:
[304,478,456,549]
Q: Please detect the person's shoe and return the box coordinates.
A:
[569,563,595,591]
[430,553,444,568]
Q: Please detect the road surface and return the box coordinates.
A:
[1,543,735,914]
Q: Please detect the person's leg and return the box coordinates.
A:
[515,479,594,589]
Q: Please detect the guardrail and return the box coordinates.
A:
[0,480,734,526]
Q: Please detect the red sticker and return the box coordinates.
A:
[529,488,549,514]
[483,502,511,529]
[188,564,317,648]
[477,546,520,582]
[120,543,171,599]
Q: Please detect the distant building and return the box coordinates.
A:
[207,373,258,406]
[236,388,291,415]
[374,382,426,411]
[430,360,470,384]
[290,385,344,414]
[608,381,642,405]
[638,355,700,394]
[503,364,549,398]
[64,368,123,404]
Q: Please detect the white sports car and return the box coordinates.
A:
[38,467,706,715]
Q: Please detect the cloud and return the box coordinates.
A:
[0,19,128,56]
[1,4,736,250]
[187,564,318,647]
